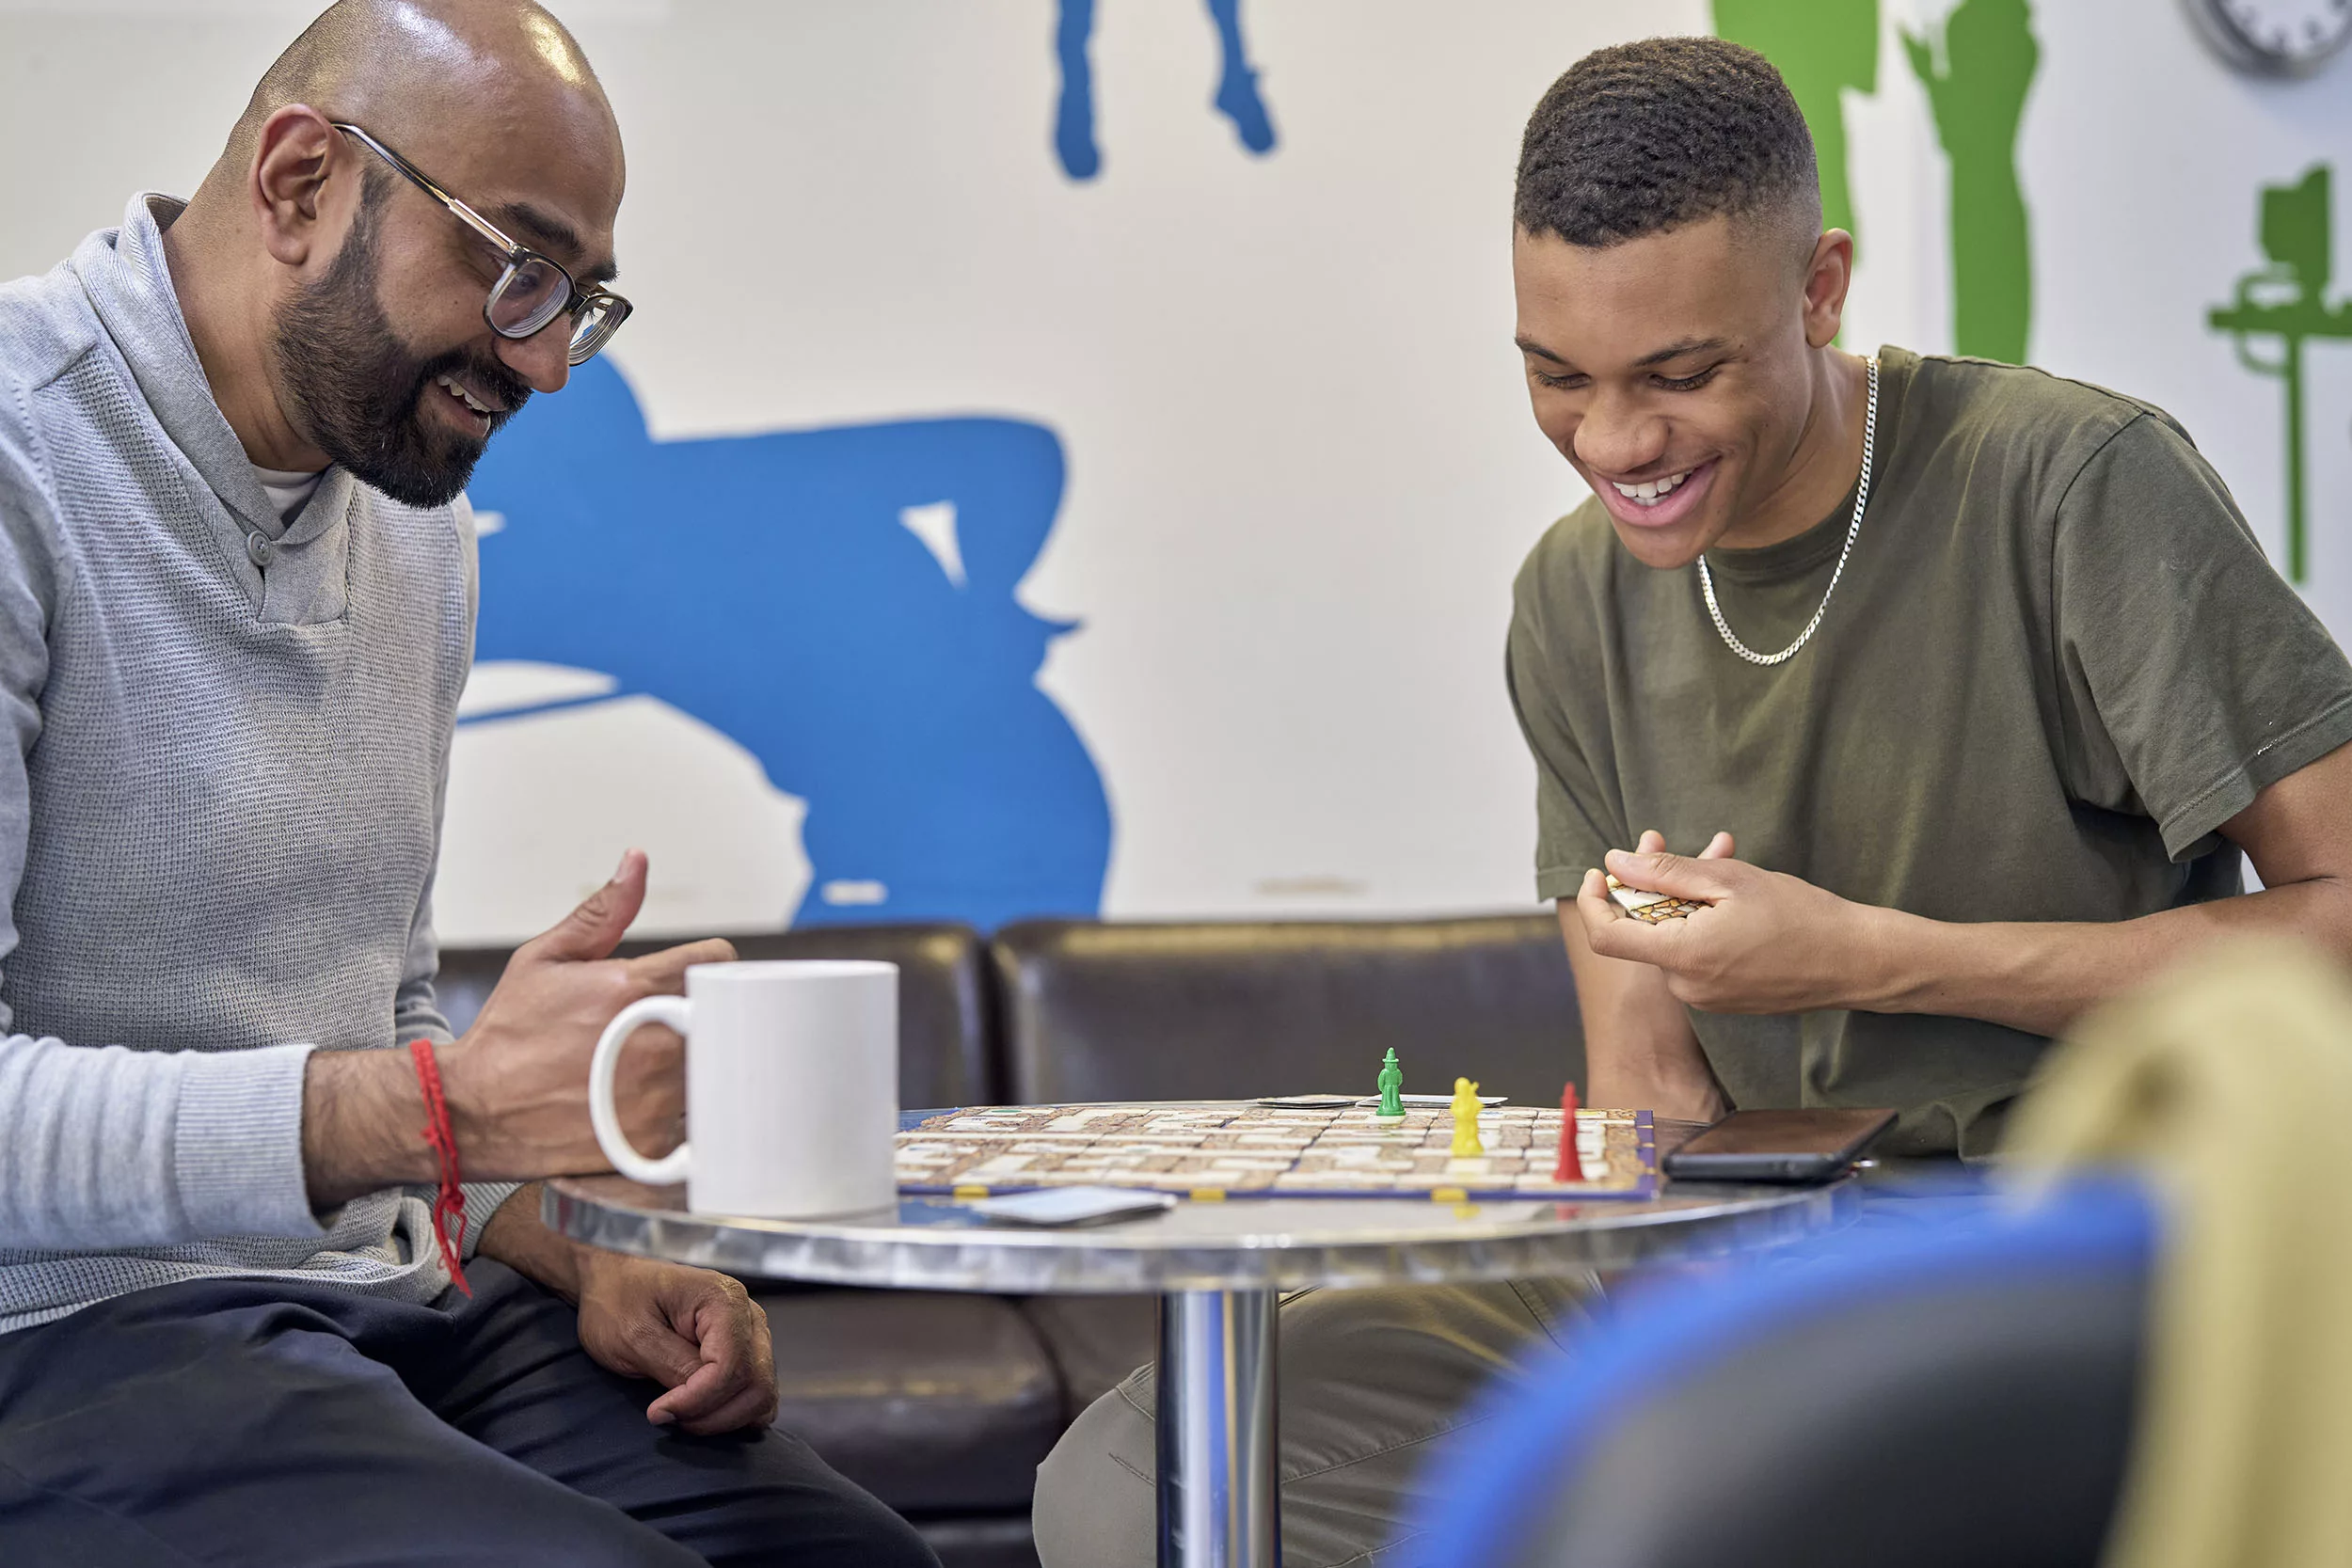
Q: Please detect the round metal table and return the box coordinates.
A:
[547,1109,1851,1568]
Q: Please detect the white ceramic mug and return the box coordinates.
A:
[588,959,899,1218]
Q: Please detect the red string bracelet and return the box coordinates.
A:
[408,1039,471,1298]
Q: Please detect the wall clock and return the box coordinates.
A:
[2187,0,2352,73]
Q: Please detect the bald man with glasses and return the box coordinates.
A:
[332,119,632,366]
[0,3,933,1564]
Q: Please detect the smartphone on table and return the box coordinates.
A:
[1661,1108,1898,1183]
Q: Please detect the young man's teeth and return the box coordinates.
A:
[437,375,490,415]
[1612,469,1691,507]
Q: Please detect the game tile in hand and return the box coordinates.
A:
[1606,873,1708,923]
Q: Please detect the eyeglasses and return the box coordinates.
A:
[331,121,631,367]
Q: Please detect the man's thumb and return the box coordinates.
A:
[537,849,647,961]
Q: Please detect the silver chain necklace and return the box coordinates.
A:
[1697,356,1879,666]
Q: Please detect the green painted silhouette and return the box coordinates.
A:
[2209,165,2352,584]
[1903,0,2039,363]
[1713,0,1877,248]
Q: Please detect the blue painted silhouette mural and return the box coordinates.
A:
[462,358,1112,930]
[1054,0,1277,180]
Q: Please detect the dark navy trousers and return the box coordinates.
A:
[0,1260,938,1567]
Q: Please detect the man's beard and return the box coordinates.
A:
[271,194,534,510]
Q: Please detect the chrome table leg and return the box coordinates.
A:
[1156,1288,1279,1567]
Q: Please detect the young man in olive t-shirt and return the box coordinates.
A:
[1505,40,2352,1164]
[1512,336,2352,1156]
[1032,37,2352,1567]
[1513,339,2352,1158]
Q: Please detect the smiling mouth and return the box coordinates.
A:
[433,373,501,436]
[1611,468,1692,507]
[1590,457,1718,531]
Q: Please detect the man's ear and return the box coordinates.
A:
[250,105,342,269]
[1801,229,1855,350]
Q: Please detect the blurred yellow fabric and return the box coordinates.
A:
[2005,942,2352,1568]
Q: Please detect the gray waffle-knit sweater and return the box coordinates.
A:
[0,194,517,1336]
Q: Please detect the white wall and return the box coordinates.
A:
[3,1,2345,942]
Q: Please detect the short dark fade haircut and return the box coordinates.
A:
[1515,36,1820,249]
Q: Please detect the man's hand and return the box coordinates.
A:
[478,1188,778,1435]
[438,849,734,1180]
[1576,839,1888,1015]
[1572,746,2352,1039]
[303,851,735,1210]
[573,1250,780,1434]
[1561,831,1736,1122]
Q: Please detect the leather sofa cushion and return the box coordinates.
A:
[436,922,993,1110]
[991,914,1584,1108]
[759,1288,1063,1515]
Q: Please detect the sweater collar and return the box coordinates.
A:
[72,193,354,547]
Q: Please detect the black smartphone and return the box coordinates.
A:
[1661,1108,1898,1183]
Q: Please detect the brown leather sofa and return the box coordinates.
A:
[991,913,1586,1106]
[437,912,1581,1568]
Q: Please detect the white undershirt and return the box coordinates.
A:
[251,463,326,524]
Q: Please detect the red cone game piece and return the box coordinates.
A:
[1552,1082,1583,1183]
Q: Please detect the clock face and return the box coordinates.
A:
[2193,0,2352,71]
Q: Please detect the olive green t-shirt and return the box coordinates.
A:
[1506,347,2352,1159]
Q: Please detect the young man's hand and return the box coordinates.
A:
[1576,841,1890,1015]
[1561,830,1734,1123]
[571,1250,780,1434]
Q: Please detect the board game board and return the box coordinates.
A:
[896,1101,1659,1201]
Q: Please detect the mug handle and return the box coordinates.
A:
[589,995,693,1184]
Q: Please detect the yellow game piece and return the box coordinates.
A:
[1449,1077,1484,1157]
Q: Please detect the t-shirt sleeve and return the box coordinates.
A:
[1507,561,1629,901]
[2051,413,2352,860]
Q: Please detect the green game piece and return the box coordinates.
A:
[1375,1048,1405,1118]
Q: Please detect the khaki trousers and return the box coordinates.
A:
[1030,1275,1601,1568]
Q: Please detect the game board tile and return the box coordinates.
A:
[1042,1110,1130,1129]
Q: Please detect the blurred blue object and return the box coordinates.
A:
[1053,0,1277,181]
[463,358,1112,930]
[1406,1180,2155,1568]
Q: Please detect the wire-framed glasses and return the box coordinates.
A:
[332,121,630,367]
